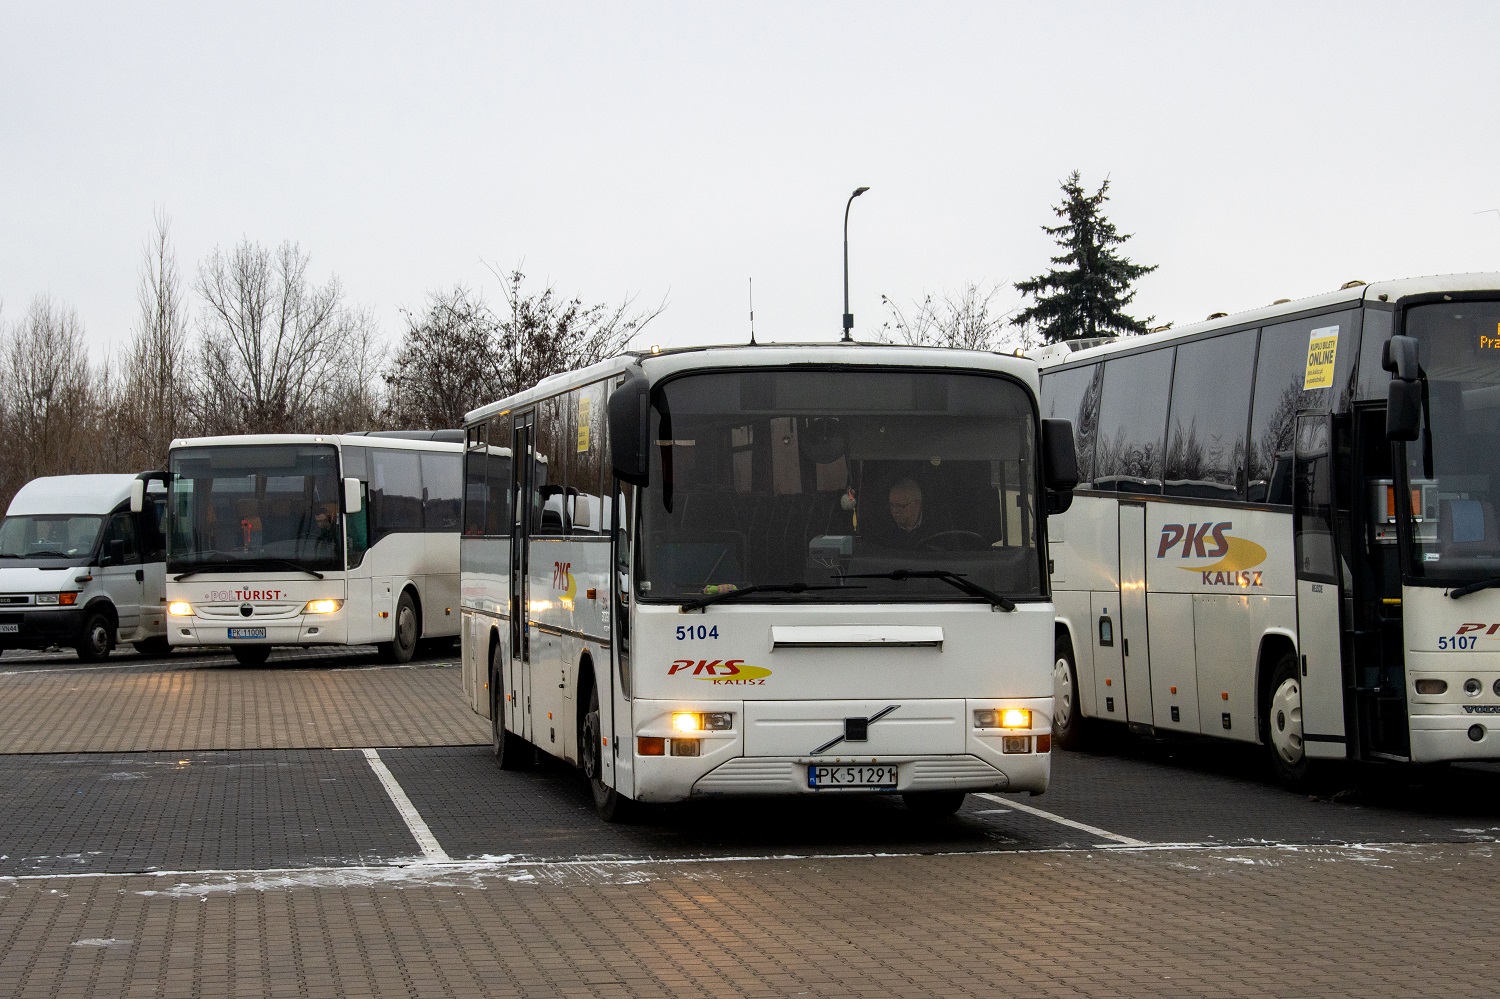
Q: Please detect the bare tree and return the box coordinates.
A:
[114,209,190,467]
[384,285,507,430]
[194,239,375,435]
[878,282,1042,352]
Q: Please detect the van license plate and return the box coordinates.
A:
[808,764,898,788]
[228,628,267,639]
[0,624,17,633]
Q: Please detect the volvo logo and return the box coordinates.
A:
[810,705,899,755]
[239,603,253,618]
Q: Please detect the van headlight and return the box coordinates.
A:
[34,593,59,605]
[36,592,79,606]
[303,599,343,615]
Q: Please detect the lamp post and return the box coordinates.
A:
[842,186,870,342]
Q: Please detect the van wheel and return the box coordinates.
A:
[583,682,636,822]
[75,611,114,662]
[903,791,967,818]
[491,647,532,770]
[378,592,419,664]
[1264,652,1313,789]
[132,637,174,658]
[1052,633,1091,750]
[232,646,272,666]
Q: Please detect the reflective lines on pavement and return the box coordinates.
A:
[976,792,1150,847]
[361,748,452,862]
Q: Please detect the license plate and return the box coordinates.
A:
[228,628,267,639]
[0,624,17,633]
[808,764,898,788]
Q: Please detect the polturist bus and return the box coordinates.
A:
[165,431,464,665]
[459,343,1079,821]
[1036,273,1500,785]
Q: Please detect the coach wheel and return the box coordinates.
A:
[232,646,272,666]
[74,610,114,663]
[379,591,419,664]
[491,646,531,771]
[1052,633,1090,750]
[583,681,636,823]
[1264,652,1311,788]
[902,791,966,818]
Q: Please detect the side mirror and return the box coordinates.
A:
[1042,419,1080,492]
[608,369,651,486]
[128,480,145,514]
[343,477,363,515]
[104,539,126,566]
[1387,379,1422,441]
[1382,334,1420,382]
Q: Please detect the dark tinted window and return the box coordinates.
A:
[105,512,140,564]
[1164,330,1256,501]
[463,426,487,536]
[569,383,607,535]
[1094,349,1175,494]
[1356,307,1395,402]
[421,451,462,534]
[370,448,424,540]
[486,413,513,536]
[1041,363,1103,486]
[533,396,568,535]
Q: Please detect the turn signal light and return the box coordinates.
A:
[1001,708,1032,729]
[303,598,343,615]
[167,600,194,617]
[637,737,665,756]
[671,711,733,732]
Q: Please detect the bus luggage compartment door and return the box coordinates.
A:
[1118,503,1155,727]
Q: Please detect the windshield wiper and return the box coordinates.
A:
[24,550,72,559]
[174,558,325,581]
[1449,577,1500,599]
[679,582,860,612]
[843,568,1016,611]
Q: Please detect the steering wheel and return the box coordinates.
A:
[918,530,985,551]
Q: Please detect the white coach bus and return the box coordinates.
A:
[165,431,464,665]
[1038,273,1500,784]
[459,343,1079,821]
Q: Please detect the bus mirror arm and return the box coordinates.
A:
[609,368,651,486]
[343,477,363,515]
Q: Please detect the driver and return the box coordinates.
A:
[887,478,926,541]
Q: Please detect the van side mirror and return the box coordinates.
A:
[129,480,145,514]
[1382,335,1420,382]
[343,477,363,515]
[1387,379,1422,441]
[608,369,651,486]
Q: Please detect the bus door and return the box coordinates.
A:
[1292,414,1351,758]
[1349,406,1411,759]
[510,415,535,745]
[1118,502,1156,728]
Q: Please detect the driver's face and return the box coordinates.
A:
[889,488,922,531]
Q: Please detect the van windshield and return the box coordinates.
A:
[168,444,344,572]
[0,515,103,561]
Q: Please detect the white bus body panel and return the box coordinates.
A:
[1404,586,1500,762]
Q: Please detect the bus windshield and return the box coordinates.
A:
[168,444,345,572]
[1401,300,1500,581]
[638,368,1043,604]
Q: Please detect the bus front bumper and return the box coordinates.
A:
[169,615,349,648]
[1409,712,1500,763]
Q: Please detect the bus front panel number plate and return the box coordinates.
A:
[228,627,267,639]
[808,764,897,789]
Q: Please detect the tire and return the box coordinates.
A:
[378,591,419,664]
[1052,632,1091,750]
[490,646,532,771]
[582,681,637,822]
[232,646,272,666]
[74,610,114,663]
[1263,652,1312,789]
[132,637,174,658]
[903,791,967,818]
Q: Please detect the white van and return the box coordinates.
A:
[0,473,169,661]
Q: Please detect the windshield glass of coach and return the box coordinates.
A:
[637,369,1042,604]
[168,444,344,571]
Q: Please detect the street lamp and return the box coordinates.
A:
[842,186,870,342]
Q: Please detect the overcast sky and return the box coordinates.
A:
[3,1,1498,360]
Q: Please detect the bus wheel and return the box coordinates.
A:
[232,646,272,666]
[74,611,114,662]
[378,592,419,664]
[583,682,636,823]
[1264,653,1311,788]
[1052,633,1090,750]
[491,648,530,770]
[902,791,966,818]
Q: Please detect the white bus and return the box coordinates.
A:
[459,343,1079,821]
[165,431,464,665]
[1038,273,1500,784]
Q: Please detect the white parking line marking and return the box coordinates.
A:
[362,748,451,862]
[976,793,1149,847]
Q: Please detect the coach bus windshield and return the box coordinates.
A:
[168,444,345,573]
[1400,300,1500,582]
[637,368,1043,604]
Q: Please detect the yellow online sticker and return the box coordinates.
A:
[577,396,592,452]
[1303,326,1339,389]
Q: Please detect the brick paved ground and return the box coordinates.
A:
[0,661,486,753]
[1,842,1496,998]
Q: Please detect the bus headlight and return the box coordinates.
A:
[303,599,343,615]
[167,600,194,617]
[672,711,733,733]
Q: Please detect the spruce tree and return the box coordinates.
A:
[1012,171,1156,343]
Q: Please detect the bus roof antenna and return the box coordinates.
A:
[749,277,756,345]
